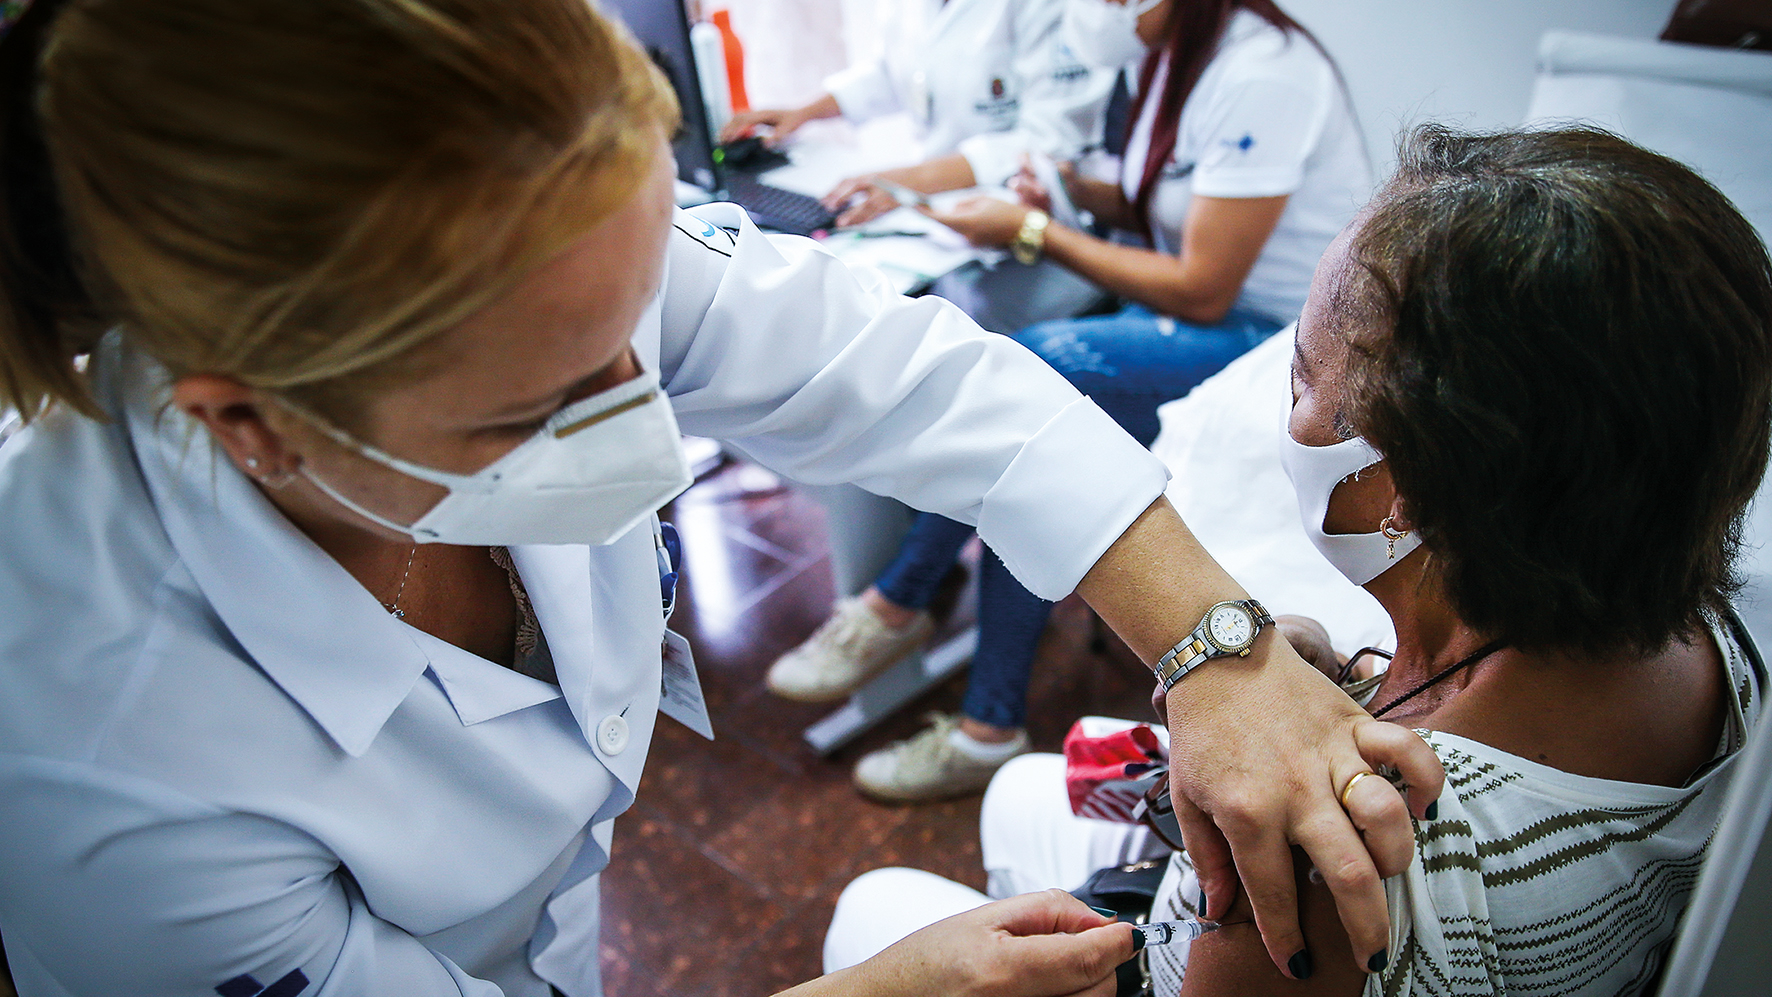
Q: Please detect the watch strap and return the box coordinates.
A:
[1152,599,1273,692]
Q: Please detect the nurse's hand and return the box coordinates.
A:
[782,890,1133,997]
[1159,658,1435,979]
[1083,498,1441,980]
[823,174,907,228]
[922,197,1029,249]
[720,106,812,145]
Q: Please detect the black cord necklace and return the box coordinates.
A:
[1370,637,1509,719]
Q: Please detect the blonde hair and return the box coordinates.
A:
[0,0,678,423]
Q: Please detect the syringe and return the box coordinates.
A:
[1131,918,1220,950]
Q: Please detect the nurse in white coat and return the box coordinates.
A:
[0,1,1436,994]
[721,0,1114,226]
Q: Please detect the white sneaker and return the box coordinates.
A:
[766,596,935,703]
[853,713,1030,803]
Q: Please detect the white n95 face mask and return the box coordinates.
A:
[1064,0,1161,69]
[1277,423,1422,585]
[291,365,692,547]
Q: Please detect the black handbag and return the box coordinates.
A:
[1071,856,1169,997]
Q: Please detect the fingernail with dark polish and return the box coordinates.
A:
[1130,927,1146,952]
[1197,889,1209,919]
[1425,799,1439,821]
[1288,949,1314,980]
[1089,905,1117,918]
[1368,949,1389,973]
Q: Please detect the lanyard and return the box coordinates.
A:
[1370,638,1509,720]
[654,519,682,622]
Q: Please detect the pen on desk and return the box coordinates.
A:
[1130,918,1220,951]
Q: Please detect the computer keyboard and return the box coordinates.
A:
[723,173,836,236]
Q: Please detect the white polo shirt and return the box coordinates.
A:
[0,204,1167,997]
[1121,11,1371,323]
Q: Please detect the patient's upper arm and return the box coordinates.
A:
[1179,846,1368,997]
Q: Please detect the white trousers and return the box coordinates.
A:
[822,752,1167,973]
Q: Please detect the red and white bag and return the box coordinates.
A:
[1063,716,1169,824]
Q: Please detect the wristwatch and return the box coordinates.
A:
[1152,599,1274,692]
[1010,209,1050,265]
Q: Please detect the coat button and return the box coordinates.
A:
[598,715,630,756]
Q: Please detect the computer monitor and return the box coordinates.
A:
[604,0,721,192]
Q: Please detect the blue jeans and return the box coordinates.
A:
[874,305,1283,729]
[1013,304,1281,447]
[874,515,1048,729]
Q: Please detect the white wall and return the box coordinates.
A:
[1279,0,1676,174]
[721,0,850,108]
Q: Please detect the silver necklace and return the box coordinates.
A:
[384,545,418,619]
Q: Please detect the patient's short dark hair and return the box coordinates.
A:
[1345,125,1772,654]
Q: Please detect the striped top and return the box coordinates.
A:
[1149,612,1763,996]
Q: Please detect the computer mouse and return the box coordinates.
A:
[716,135,790,172]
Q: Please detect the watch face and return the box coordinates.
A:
[1207,605,1254,650]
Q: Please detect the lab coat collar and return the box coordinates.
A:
[114,344,435,758]
[413,625,563,726]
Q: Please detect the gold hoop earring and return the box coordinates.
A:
[1380,516,1409,559]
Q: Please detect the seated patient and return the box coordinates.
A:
[824,123,1772,995]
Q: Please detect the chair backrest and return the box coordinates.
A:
[1655,598,1772,996]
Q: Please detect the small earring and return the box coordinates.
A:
[1380,516,1409,559]
[245,457,261,470]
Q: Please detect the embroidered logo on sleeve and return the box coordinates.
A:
[215,968,310,997]
[678,216,737,253]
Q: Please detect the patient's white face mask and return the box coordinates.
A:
[1063,0,1161,69]
[289,366,692,547]
[1277,421,1422,585]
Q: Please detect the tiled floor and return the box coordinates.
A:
[599,459,1157,996]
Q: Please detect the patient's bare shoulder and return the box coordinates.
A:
[1419,628,1726,788]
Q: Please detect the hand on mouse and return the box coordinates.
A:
[720,107,806,146]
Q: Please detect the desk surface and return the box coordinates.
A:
[677,115,997,295]
[676,116,1110,327]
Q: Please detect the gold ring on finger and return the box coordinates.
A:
[1339,771,1379,811]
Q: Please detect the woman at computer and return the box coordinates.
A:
[766,0,1368,804]
[719,0,1114,226]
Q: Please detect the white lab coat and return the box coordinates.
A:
[0,203,1168,997]
[824,0,1112,186]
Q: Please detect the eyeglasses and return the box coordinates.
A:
[1335,645,1394,686]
